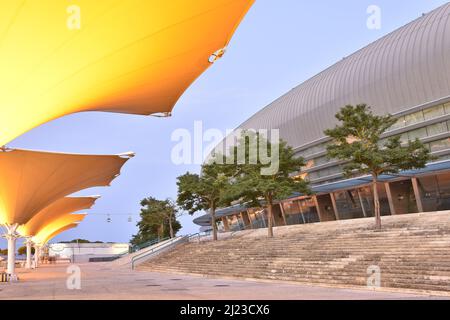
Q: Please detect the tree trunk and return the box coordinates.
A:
[266,194,274,238]
[372,174,381,230]
[168,212,174,239]
[210,205,218,241]
[159,223,164,240]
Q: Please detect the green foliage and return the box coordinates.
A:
[130,197,181,246]
[17,246,35,255]
[228,131,310,204]
[177,162,233,240]
[226,131,311,237]
[0,249,7,255]
[324,104,434,178]
[324,104,435,228]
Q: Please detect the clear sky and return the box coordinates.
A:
[5,0,449,247]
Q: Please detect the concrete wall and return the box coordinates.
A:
[48,243,130,262]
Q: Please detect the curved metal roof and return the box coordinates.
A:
[238,3,450,150]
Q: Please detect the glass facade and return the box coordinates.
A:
[334,190,368,220]
[216,171,450,233]
[297,101,450,185]
[389,180,418,214]
[214,102,450,234]
[417,173,450,212]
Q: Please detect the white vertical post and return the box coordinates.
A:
[6,235,16,273]
[5,224,19,280]
[34,245,40,268]
[25,239,32,269]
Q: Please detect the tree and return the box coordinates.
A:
[324,104,434,229]
[227,131,311,238]
[130,197,182,245]
[144,198,181,239]
[177,163,233,241]
[18,246,35,255]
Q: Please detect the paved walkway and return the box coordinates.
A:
[0,263,446,300]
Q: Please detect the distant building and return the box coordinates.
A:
[48,243,130,263]
[195,3,450,232]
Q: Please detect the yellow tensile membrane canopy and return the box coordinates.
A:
[18,196,99,238]
[0,0,254,146]
[0,148,133,226]
[40,223,79,245]
[33,214,86,245]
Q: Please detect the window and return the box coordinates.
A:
[390,116,405,130]
[310,144,326,155]
[314,156,328,166]
[400,133,409,143]
[430,138,450,152]
[427,122,448,136]
[298,149,312,158]
[308,171,319,181]
[296,150,307,158]
[300,144,326,158]
[445,103,450,114]
[408,127,427,140]
[317,168,329,178]
[404,111,424,126]
[328,165,341,175]
[423,105,445,121]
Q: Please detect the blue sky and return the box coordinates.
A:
[6,0,449,246]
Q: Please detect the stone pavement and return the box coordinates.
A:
[0,263,446,300]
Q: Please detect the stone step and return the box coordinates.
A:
[138,211,450,293]
[142,265,450,291]
[148,260,450,272]
[146,261,450,276]
[156,253,450,262]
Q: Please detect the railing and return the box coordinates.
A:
[88,249,130,262]
[187,231,212,243]
[130,237,169,253]
[131,236,188,269]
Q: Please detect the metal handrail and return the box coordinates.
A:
[113,249,131,259]
[132,238,174,261]
[131,237,168,253]
[131,236,187,269]
[187,231,212,242]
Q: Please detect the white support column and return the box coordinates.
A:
[34,245,40,268]
[25,238,33,269]
[5,224,19,280]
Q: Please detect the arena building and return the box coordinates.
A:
[194,3,450,232]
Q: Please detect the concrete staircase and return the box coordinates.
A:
[139,211,450,294]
